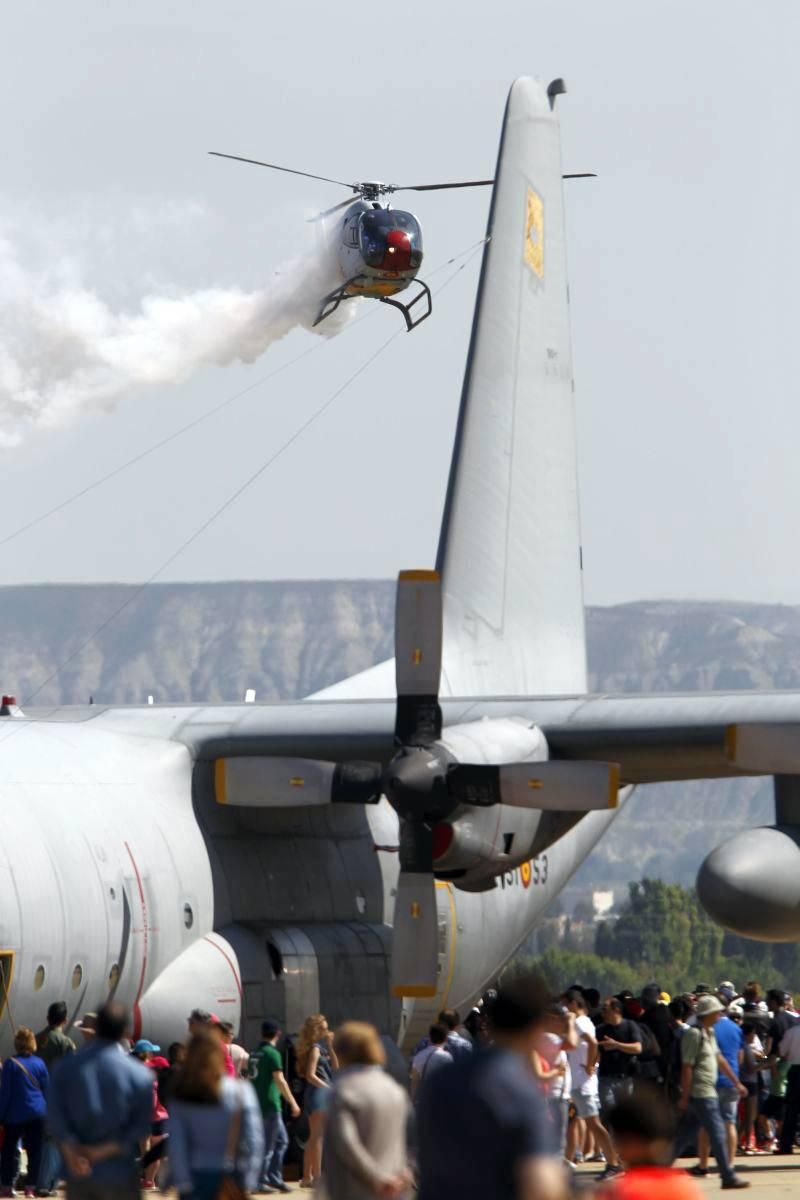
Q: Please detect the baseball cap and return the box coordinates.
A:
[696,995,724,1017]
[134,1038,161,1054]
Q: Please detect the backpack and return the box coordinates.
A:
[635,1020,662,1062]
[629,1019,663,1079]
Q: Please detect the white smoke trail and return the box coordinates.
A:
[0,217,357,447]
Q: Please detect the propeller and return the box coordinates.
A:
[214,568,618,998]
[384,572,619,996]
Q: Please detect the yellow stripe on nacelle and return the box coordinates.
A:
[214,759,227,805]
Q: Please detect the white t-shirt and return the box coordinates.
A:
[537,1031,571,1100]
[566,1014,599,1096]
[412,1044,452,1084]
[230,1043,250,1076]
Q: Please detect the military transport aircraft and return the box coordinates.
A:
[0,76,796,1057]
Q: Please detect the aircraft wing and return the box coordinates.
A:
[26,687,800,784]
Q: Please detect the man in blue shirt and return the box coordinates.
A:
[48,1002,153,1200]
[410,1008,474,1063]
[417,977,565,1200]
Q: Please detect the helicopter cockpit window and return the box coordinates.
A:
[359,209,423,268]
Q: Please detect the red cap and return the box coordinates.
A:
[1,696,16,707]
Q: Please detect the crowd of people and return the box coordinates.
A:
[550,978,800,1187]
[0,976,797,1197]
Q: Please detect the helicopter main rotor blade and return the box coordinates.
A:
[392,179,495,193]
[392,173,595,193]
[308,196,357,223]
[208,152,354,190]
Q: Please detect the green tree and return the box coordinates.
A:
[502,948,640,998]
[595,878,723,988]
[504,878,796,1002]
[596,879,692,976]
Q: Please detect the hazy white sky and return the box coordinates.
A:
[1,0,798,605]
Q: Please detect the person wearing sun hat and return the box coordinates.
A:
[673,995,750,1190]
[718,982,738,1006]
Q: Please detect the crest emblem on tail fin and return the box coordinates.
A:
[524,187,545,280]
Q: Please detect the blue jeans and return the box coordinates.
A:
[261,1111,289,1187]
[547,1098,568,1157]
[675,1096,736,1184]
[40,1137,63,1191]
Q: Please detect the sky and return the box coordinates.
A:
[1,0,799,606]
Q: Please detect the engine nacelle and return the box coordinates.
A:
[137,932,242,1046]
[697,825,800,941]
[438,717,548,765]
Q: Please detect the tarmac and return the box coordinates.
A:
[155,1156,800,1195]
[572,1155,800,1195]
[252,1156,800,1194]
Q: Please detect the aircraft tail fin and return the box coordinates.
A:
[437,77,587,699]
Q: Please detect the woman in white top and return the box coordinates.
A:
[532,1007,577,1156]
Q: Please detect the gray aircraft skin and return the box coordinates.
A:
[0,77,793,1057]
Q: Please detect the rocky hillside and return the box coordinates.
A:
[1,583,789,902]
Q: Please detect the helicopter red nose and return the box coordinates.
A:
[382,229,412,272]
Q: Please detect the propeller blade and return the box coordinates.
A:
[398,815,434,871]
[214,756,382,807]
[394,570,442,745]
[208,152,354,190]
[725,723,800,774]
[392,180,495,193]
[391,870,439,997]
[446,760,620,811]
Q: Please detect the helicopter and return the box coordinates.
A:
[209,152,595,332]
[208,151,500,330]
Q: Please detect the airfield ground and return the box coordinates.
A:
[572,1156,799,1195]
[234,1155,800,1194]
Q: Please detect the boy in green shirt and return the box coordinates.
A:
[250,1019,300,1194]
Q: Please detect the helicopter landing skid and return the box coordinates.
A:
[313,276,432,332]
[312,277,364,327]
[379,278,432,332]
